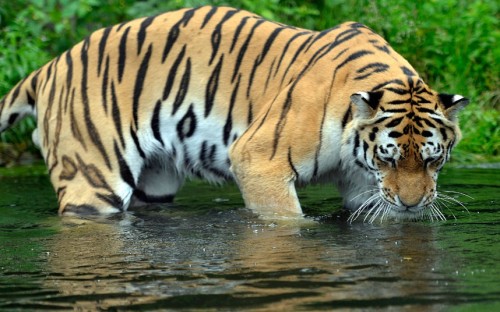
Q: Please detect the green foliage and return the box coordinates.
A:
[0,0,498,164]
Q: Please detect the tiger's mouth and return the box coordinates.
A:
[347,192,456,223]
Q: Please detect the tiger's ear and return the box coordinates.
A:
[438,94,469,122]
[350,91,383,119]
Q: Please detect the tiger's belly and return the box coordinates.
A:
[128,103,246,206]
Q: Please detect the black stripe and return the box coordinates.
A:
[264,58,276,92]
[97,26,112,76]
[353,132,360,157]
[130,126,146,159]
[341,105,352,129]
[75,153,112,191]
[373,116,390,125]
[313,26,364,64]
[69,88,87,150]
[313,97,328,178]
[280,35,313,85]
[230,16,250,53]
[97,193,124,210]
[384,87,408,95]
[416,87,433,95]
[369,127,378,141]
[59,155,78,180]
[271,89,293,159]
[30,70,40,95]
[247,101,253,125]
[271,64,313,159]
[247,27,285,97]
[81,38,111,169]
[336,50,374,71]
[354,62,389,80]
[201,6,218,29]
[116,21,128,32]
[386,116,404,127]
[177,104,197,141]
[205,54,223,116]
[416,107,438,114]
[401,66,415,76]
[151,100,164,146]
[133,44,153,129]
[113,140,136,188]
[101,54,109,114]
[163,45,186,101]
[440,127,448,141]
[371,79,405,91]
[162,8,195,63]
[9,83,22,107]
[422,118,436,128]
[388,131,403,138]
[304,26,338,52]
[415,95,431,104]
[199,141,227,179]
[363,141,369,162]
[369,39,391,54]
[41,61,53,93]
[8,113,19,125]
[133,190,174,203]
[274,31,309,77]
[26,91,35,107]
[118,26,131,83]
[232,19,265,82]
[172,57,191,115]
[65,51,73,93]
[383,107,408,113]
[43,59,59,146]
[355,159,368,170]
[421,130,433,137]
[110,81,125,149]
[288,147,299,179]
[209,9,237,65]
[223,74,241,145]
[137,15,156,55]
[387,99,411,105]
[246,92,276,143]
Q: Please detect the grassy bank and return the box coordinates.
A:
[0,0,498,165]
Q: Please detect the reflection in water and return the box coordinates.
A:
[1,167,498,310]
[43,209,450,310]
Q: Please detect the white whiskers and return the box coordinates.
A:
[347,189,471,223]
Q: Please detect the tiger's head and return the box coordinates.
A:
[341,79,469,222]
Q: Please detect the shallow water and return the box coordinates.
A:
[0,165,499,311]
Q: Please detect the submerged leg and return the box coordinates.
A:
[51,154,135,216]
[131,161,184,206]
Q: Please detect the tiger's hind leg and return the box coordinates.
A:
[53,154,135,216]
[131,159,184,207]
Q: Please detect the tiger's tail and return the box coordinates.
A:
[0,69,40,134]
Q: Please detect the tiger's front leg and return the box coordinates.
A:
[229,129,303,218]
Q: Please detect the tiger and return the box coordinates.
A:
[0,6,468,221]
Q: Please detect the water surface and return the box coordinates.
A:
[0,165,498,311]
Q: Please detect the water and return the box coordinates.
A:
[0,165,499,311]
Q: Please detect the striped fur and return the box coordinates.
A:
[0,6,468,220]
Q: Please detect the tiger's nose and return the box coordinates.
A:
[398,194,423,208]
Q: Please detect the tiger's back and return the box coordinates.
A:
[0,6,468,219]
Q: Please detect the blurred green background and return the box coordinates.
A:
[0,0,498,166]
